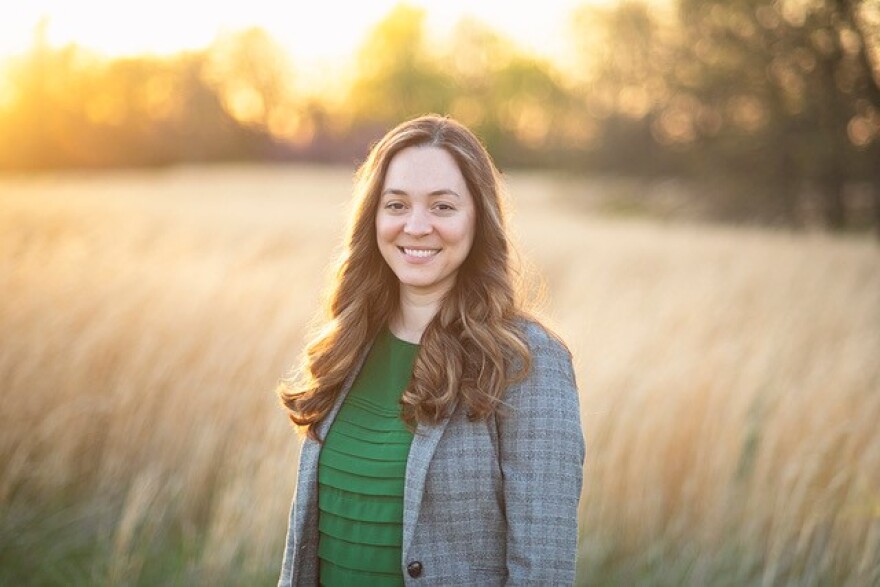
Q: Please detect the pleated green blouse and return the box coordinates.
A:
[317,326,419,586]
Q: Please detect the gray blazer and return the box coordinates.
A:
[278,321,585,586]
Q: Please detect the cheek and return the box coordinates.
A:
[449,215,476,251]
[375,216,397,243]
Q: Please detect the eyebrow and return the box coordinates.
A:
[381,188,461,199]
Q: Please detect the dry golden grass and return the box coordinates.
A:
[1,164,878,586]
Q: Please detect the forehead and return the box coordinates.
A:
[382,146,469,195]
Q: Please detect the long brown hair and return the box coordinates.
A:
[278,114,533,439]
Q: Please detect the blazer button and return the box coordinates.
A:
[406,561,423,578]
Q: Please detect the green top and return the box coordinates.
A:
[317,326,419,586]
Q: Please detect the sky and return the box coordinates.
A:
[1,0,620,67]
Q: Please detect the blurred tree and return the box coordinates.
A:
[442,18,515,156]
[347,4,454,126]
[0,21,276,170]
[672,0,880,228]
[840,0,880,232]
[165,53,274,162]
[203,28,305,144]
[442,18,576,166]
[0,19,95,169]
[570,1,680,175]
[568,0,879,230]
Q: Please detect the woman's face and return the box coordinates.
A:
[376,145,476,299]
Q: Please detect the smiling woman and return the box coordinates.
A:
[276,115,585,586]
[376,146,476,335]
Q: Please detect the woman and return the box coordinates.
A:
[277,115,584,586]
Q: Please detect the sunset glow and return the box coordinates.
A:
[1,0,623,65]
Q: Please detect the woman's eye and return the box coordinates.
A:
[384,202,405,211]
[434,203,455,211]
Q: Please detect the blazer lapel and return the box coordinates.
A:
[291,343,373,571]
[401,399,458,556]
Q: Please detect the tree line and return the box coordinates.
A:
[1,1,878,231]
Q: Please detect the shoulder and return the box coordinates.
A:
[514,317,572,365]
[498,317,583,438]
[502,317,578,401]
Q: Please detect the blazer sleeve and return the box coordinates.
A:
[496,324,586,585]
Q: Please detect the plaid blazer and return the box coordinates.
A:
[278,320,585,586]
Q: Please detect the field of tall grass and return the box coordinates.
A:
[1,164,878,586]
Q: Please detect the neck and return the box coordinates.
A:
[390,286,447,343]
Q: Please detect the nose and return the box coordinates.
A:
[404,207,432,236]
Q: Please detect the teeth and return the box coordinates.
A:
[403,248,439,258]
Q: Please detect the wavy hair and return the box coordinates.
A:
[278,114,534,440]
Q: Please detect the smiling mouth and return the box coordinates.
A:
[398,247,440,258]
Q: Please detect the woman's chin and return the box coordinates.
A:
[395,274,456,295]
